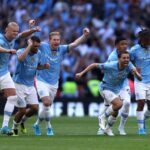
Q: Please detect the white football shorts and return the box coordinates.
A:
[36,79,58,103]
[0,72,15,90]
[119,86,131,103]
[100,86,130,104]
[134,82,150,101]
[15,83,39,108]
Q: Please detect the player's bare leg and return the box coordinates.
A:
[101,98,122,136]
[12,108,26,136]
[20,104,38,134]
[33,96,53,136]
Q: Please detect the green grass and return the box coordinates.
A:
[0,116,150,150]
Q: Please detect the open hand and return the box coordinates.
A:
[29,19,35,28]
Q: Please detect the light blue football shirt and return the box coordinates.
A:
[13,48,41,86]
[0,33,19,76]
[99,61,134,94]
[107,49,129,88]
[107,49,118,62]
[130,44,150,83]
[37,42,69,85]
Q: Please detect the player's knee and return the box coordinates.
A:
[137,100,145,111]
[116,101,123,110]
[113,104,122,111]
[31,105,39,113]
[42,97,52,106]
[43,100,52,106]
[18,108,26,115]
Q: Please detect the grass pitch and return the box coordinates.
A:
[0,116,150,150]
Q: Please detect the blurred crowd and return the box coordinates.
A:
[0,0,150,98]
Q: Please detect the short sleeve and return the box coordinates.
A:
[107,54,117,62]
[129,47,135,62]
[98,62,111,71]
[37,51,42,64]
[128,61,135,72]
[60,45,69,55]
[0,39,5,47]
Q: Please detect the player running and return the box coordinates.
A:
[98,37,130,135]
[11,36,49,136]
[32,27,90,136]
[129,29,150,135]
[76,51,142,136]
[0,21,40,135]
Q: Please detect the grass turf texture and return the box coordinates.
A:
[0,116,150,150]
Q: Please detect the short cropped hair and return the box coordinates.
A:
[138,29,150,39]
[115,36,127,45]
[118,51,129,58]
[49,32,61,39]
[30,36,41,43]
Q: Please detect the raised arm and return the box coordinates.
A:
[18,39,33,61]
[68,28,90,51]
[0,46,16,54]
[131,67,142,81]
[20,27,41,38]
[29,20,36,29]
[19,20,41,38]
[76,63,99,79]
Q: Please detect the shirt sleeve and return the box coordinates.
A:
[129,47,135,62]
[38,51,42,64]
[107,56,111,62]
[0,39,5,47]
[107,50,118,62]
[16,33,22,39]
[107,54,116,62]
[38,42,48,63]
[128,61,135,72]
[98,62,111,71]
[60,45,69,55]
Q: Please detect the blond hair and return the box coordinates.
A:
[49,32,61,39]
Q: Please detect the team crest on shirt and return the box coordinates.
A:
[44,53,59,63]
